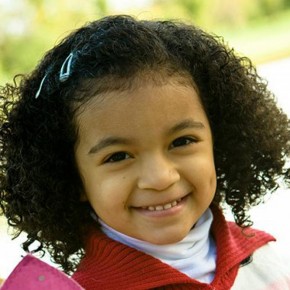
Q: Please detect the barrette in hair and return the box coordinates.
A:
[35,52,75,99]
[35,74,48,99]
[59,52,74,82]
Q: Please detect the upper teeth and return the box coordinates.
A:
[143,198,182,211]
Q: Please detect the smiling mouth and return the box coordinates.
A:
[141,197,183,212]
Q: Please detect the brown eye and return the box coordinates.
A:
[170,137,196,149]
[104,152,130,163]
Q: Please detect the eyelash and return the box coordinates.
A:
[170,136,197,149]
[104,152,131,163]
[103,136,197,164]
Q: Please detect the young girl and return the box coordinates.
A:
[0,15,290,289]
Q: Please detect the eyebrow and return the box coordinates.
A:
[88,136,132,154]
[88,118,205,155]
[167,119,205,135]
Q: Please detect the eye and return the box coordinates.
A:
[104,152,131,163]
[170,136,196,149]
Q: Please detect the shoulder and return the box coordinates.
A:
[232,242,290,289]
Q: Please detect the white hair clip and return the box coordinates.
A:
[35,52,74,99]
[59,52,74,82]
[35,74,48,99]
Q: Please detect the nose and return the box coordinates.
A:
[137,154,180,191]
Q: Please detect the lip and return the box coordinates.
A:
[133,194,190,218]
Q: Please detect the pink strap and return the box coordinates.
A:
[1,255,83,290]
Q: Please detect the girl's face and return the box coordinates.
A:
[75,77,216,245]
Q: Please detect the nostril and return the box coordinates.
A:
[137,170,180,190]
[137,157,180,191]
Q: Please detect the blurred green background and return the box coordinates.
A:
[0,0,290,84]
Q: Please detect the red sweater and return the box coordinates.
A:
[72,206,274,289]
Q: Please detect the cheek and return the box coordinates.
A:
[184,154,215,176]
[205,163,217,193]
[86,174,131,210]
[184,156,216,192]
[209,171,217,195]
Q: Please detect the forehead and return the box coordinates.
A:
[74,69,197,104]
[75,72,198,112]
[75,75,209,138]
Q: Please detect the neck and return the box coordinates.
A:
[99,208,216,283]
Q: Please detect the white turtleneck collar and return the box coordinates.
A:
[98,209,216,283]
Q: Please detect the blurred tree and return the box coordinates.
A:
[259,0,285,16]
[1,0,290,83]
[94,0,108,15]
[153,0,290,28]
[0,0,108,83]
[152,0,203,24]
[173,0,202,17]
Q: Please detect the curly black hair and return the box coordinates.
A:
[0,15,289,274]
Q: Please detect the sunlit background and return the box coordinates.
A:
[1,0,290,279]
